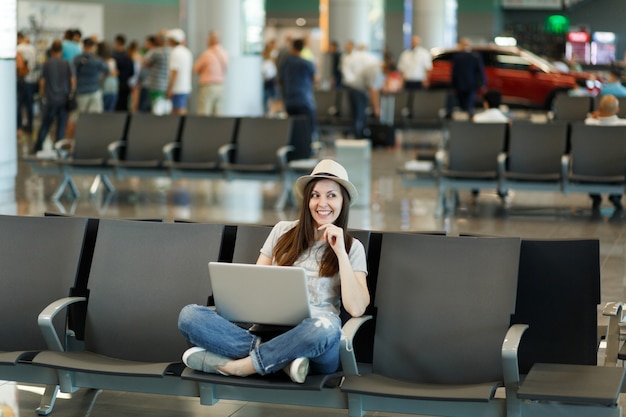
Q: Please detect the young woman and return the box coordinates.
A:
[178,159,370,383]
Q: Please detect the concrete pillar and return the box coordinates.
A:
[412,0,457,49]
[0,0,18,214]
[182,0,263,116]
[329,0,370,48]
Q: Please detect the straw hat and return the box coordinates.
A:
[293,159,358,205]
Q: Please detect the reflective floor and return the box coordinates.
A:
[7,127,626,416]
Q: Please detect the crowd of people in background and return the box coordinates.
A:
[16,27,626,156]
[15,27,220,154]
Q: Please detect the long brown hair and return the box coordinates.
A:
[273,178,353,277]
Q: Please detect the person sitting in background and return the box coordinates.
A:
[472,90,510,123]
[585,94,626,218]
[600,67,626,97]
[381,61,403,94]
[178,159,369,384]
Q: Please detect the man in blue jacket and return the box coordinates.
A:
[450,38,486,118]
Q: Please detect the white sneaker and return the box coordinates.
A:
[283,357,309,383]
[182,346,229,374]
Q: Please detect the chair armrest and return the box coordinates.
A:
[277,145,295,168]
[502,324,529,387]
[435,149,447,170]
[497,152,508,175]
[502,323,529,417]
[561,154,570,192]
[603,302,624,366]
[219,143,236,164]
[38,296,86,352]
[339,315,373,376]
[163,142,180,163]
[108,140,126,161]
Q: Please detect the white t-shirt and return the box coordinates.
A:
[397,46,432,82]
[584,115,626,126]
[260,220,368,317]
[473,108,510,123]
[168,45,193,94]
[17,43,38,83]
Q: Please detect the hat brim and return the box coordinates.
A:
[294,174,359,206]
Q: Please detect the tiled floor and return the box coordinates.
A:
[8,127,626,416]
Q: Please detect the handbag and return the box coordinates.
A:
[66,93,78,112]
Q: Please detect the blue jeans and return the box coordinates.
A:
[34,101,68,152]
[103,93,118,112]
[178,304,342,375]
[17,80,37,132]
[347,87,368,139]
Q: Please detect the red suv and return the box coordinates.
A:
[428,45,601,109]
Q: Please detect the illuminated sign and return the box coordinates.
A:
[592,32,616,44]
[567,31,591,43]
[545,15,569,34]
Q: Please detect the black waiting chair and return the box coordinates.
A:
[0,215,91,415]
[562,123,626,199]
[109,113,183,178]
[550,93,593,121]
[31,220,224,403]
[163,116,238,180]
[53,112,130,200]
[498,121,569,196]
[436,121,508,211]
[342,233,524,417]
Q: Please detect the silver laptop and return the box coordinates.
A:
[208,262,312,326]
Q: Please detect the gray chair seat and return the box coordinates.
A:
[342,373,500,402]
[504,172,561,181]
[221,162,278,172]
[518,363,625,406]
[33,350,175,378]
[181,368,341,390]
[162,161,219,171]
[109,159,161,169]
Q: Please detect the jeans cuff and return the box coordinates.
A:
[249,347,266,375]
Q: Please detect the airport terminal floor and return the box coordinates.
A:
[8,126,626,416]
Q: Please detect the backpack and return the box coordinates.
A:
[16,52,29,78]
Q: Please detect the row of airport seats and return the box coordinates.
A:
[315,89,448,132]
[399,120,626,213]
[550,93,626,121]
[1,213,624,417]
[23,113,319,210]
[314,89,623,138]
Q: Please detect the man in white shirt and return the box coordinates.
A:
[584,94,626,215]
[166,29,193,115]
[341,45,383,138]
[473,90,510,123]
[397,35,432,91]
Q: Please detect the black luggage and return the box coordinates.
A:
[367,94,396,147]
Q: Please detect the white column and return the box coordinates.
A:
[0,0,18,214]
[412,0,457,49]
[328,0,370,47]
[0,60,17,215]
[182,0,263,116]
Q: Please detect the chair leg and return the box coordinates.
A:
[84,389,103,417]
[88,174,115,196]
[51,175,79,201]
[35,384,59,416]
[100,174,115,193]
[275,184,289,211]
